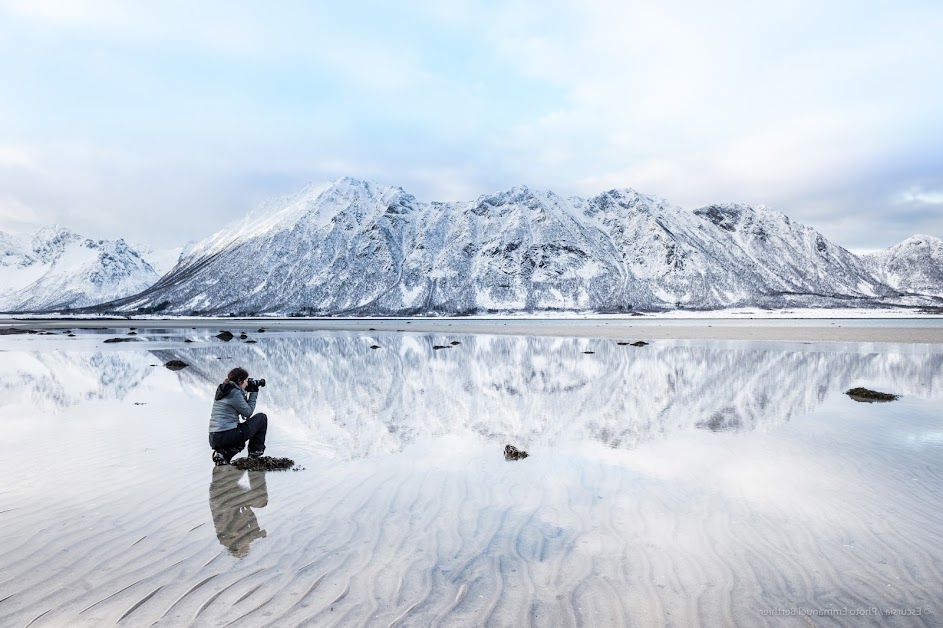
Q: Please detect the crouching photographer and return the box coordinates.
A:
[208,366,268,466]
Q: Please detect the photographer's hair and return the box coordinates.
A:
[226,367,249,384]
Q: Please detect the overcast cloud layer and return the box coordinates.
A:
[0,0,941,251]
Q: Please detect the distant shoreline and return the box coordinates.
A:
[3,315,943,344]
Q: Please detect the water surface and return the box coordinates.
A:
[0,326,940,626]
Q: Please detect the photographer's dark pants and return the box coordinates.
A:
[209,413,267,459]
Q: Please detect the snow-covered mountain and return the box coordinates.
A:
[105,177,906,316]
[862,235,943,297]
[129,242,184,277]
[0,226,161,312]
[5,178,941,315]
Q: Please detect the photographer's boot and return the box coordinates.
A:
[212,450,229,466]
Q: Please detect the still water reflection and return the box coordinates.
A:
[3,331,941,457]
[209,467,269,558]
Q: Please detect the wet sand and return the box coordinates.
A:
[0,325,941,626]
[4,316,943,344]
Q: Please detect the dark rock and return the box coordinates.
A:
[128,331,137,335]
[104,337,138,343]
[450,341,461,345]
[370,345,381,349]
[369,328,376,331]
[165,360,189,371]
[583,351,595,354]
[257,328,265,333]
[68,334,76,337]
[432,345,450,350]
[846,387,899,402]
[133,402,147,405]
[184,339,194,343]
[231,456,299,471]
[504,444,529,461]
[239,333,248,339]
[245,340,257,343]
[630,341,649,347]
[216,331,234,341]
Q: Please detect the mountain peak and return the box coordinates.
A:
[899,234,942,248]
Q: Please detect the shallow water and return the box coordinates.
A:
[0,326,941,627]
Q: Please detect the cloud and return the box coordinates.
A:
[0,146,41,172]
[0,196,42,231]
[897,187,943,206]
[0,1,942,250]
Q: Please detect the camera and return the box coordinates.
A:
[246,378,266,392]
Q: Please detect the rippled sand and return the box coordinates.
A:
[0,324,941,626]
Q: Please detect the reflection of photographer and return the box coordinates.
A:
[208,367,269,465]
[209,466,268,558]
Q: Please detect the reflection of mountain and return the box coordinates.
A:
[153,335,943,459]
[0,349,153,411]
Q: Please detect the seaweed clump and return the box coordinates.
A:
[504,444,529,461]
[231,456,300,471]
[846,387,899,402]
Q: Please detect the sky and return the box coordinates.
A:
[0,0,941,252]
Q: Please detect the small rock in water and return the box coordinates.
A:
[450,341,461,345]
[104,337,138,343]
[128,331,137,335]
[432,345,451,350]
[370,345,381,349]
[504,444,529,461]
[216,331,234,341]
[583,351,595,354]
[629,341,649,347]
[257,328,265,333]
[846,387,899,402]
[165,360,189,371]
[239,333,248,339]
[245,340,257,344]
[184,339,194,343]
[231,456,299,471]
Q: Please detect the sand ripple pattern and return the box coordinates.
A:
[1,433,941,627]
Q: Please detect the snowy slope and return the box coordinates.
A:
[862,235,943,297]
[104,177,907,316]
[0,226,161,312]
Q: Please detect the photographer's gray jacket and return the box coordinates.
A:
[209,381,258,433]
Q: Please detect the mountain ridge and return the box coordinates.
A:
[95,178,938,316]
[0,226,162,312]
[3,178,940,314]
